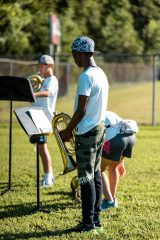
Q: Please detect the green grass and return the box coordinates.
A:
[56,80,160,125]
[0,82,160,239]
[107,81,160,125]
[0,125,160,239]
[1,81,160,125]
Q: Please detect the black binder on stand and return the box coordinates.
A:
[14,106,53,213]
[0,76,35,195]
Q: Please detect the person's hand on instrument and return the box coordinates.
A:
[60,129,73,142]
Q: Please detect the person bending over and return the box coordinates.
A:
[101,111,137,210]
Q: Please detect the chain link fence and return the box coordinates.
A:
[0,54,160,125]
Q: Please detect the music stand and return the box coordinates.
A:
[14,106,53,213]
[0,76,35,195]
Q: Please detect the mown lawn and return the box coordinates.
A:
[0,81,160,239]
[1,81,160,125]
[0,124,160,239]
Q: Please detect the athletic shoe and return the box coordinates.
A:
[65,223,98,234]
[94,220,104,232]
[114,198,118,208]
[40,176,55,187]
[101,199,115,210]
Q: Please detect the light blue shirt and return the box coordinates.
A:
[32,75,58,115]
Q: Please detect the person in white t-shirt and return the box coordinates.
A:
[101,111,136,210]
[31,55,58,187]
[61,36,109,233]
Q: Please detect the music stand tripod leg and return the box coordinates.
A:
[1,100,13,195]
[8,100,12,191]
[31,140,50,213]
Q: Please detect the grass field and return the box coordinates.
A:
[57,80,160,125]
[0,81,160,125]
[0,82,160,239]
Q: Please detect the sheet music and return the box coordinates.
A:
[28,109,53,134]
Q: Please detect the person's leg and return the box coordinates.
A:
[108,157,124,199]
[75,135,96,227]
[39,143,54,186]
[117,159,126,177]
[93,124,106,228]
[101,157,121,210]
[80,180,95,225]
[101,158,113,201]
[93,170,103,231]
[75,123,105,229]
[108,160,120,199]
[39,143,53,174]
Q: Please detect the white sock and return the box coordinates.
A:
[108,200,114,204]
[44,173,53,180]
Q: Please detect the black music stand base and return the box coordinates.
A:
[1,189,12,196]
[30,142,50,214]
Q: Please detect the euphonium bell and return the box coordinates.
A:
[70,175,81,200]
[52,112,77,175]
[28,72,43,92]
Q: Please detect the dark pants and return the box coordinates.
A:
[75,122,106,225]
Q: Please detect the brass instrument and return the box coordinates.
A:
[52,112,77,175]
[70,175,81,200]
[28,72,43,92]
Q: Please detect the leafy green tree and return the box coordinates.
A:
[143,20,160,53]
[53,0,103,53]
[98,0,143,54]
[1,0,160,57]
[0,1,32,56]
[129,0,160,53]
[24,0,54,57]
[54,0,143,55]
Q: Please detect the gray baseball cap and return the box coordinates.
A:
[71,36,99,53]
[38,55,54,65]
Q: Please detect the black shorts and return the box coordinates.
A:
[29,135,47,144]
[102,133,136,161]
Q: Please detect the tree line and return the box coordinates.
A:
[0,0,160,58]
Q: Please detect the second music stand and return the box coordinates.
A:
[0,76,35,195]
[14,106,53,213]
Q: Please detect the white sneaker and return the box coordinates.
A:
[114,198,118,208]
[40,176,55,187]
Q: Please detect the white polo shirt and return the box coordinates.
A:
[74,66,109,135]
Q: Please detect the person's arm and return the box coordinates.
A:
[34,90,52,97]
[61,95,89,141]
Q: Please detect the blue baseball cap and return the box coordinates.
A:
[71,36,100,53]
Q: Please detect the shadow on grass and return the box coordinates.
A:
[0,200,78,220]
[0,183,20,196]
[0,229,73,239]
[0,181,32,195]
[47,190,71,195]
